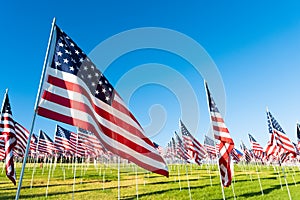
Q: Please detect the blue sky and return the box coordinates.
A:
[1,1,300,149]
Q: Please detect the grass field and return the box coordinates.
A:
[1,161,300,199]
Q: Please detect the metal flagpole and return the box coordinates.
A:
[204,81,225,200]
[15,17,56,200]
[117,156,121,200]
[255,161,264,195]
[0,89,8,174]
[135,165,139,200]
[185,164,192,200]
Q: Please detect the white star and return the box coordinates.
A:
[79,58,84,62]
[95,90,99,95]
[75,50,80,55]
[69,66,74,71]
[104,80,108,84]
[71,58,76,63]
[58,42,64,47]
[55,61,61,67]
[65,49,71,55]
[102,88,106,93]
[70,43,75,47]
[109,88,112,92]
[81,74,84,79]
[57,51,62,56]
[63,58,69,64]
[87,74,92,79]
[95,72,99,77]
[91,82,96,86]
[105,96,110,101]
[91,65,94,69]
[99,80,102,85]
[84,66,88,71]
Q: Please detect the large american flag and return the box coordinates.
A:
[266,110,296,159]
[54,125,75,155]
[248,134,264,161]
[0,92,17,185]
[180,120,207,165]
[204,135,217,158]
[37,130,55,156]
[205,82,234,187]
[36,25,168,176]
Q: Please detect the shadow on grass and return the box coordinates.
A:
[120,184,212,200]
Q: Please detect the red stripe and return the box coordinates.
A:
[211,116,224,123]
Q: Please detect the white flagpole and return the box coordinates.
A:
[255,162,264,195]
[185,164,192,200]
[135,165,139,200]
[117,156,121,200]
[15,17,56,200]
[45,156,53,198]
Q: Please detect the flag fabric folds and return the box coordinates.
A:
[0,135,5,160]
[36,25,168,177]
[204,135,217,158]
[240,141,252,163]
[37,130,55,155]
[0,92,17,185]
[248,134,264,160]
[174,131,190,162]
[265,110,296,160]
[205,82,234,187]
[180,120,207,165]
[54,125,76,155]
[14,122,30,157]
[297,123,300,152]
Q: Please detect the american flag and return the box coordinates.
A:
[54,125,75,155]
[297,123,300,152]
[77,128,104,158]
[266,110,296,159]
[240,141,252,163]
[248,134,264,160]
[231,148,243,163]
[37,130,55,156]
[14,122,30,157]
[0,135,5,160]
[153,142,164,155]
[204,135,217,158]
[0,92,17,185]
[180,120,207,165]
[29,133,38,156]
[36,25,168,176]
[205,82,234,187]
[175,131,190,162]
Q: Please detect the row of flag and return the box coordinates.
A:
[1,21,299,192]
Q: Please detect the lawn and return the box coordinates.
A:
[1,161,300,199]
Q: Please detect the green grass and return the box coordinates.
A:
[1,162,300,199]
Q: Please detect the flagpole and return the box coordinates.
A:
[0,89,8,176]
[204,80,226,200]
[15,17,56,200]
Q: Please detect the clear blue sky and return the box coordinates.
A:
[1,1,300,149]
